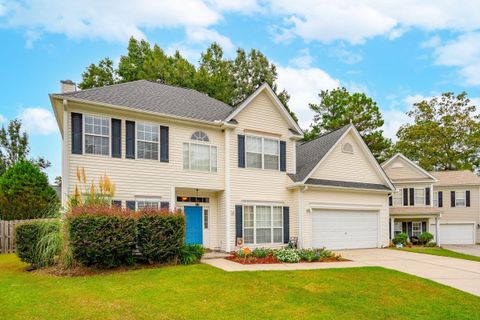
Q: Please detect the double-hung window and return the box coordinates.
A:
[84,115,110,155]
[412,221,422,237]
[393,189,402,206]
[245,136,280,170]
[136,200,159,210]
[433,191,438,207]
[183,143,217,172]
[243,205,283,244]
[394,221,403,236]
[414,188,425,206]
[455,191,466,207]
[137,123,159,160]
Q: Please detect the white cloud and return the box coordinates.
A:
[381,108,411,140]
[18,108,57,135]
[186,27,234,53]
[289,48,313,68]
[1,0,222,43]
[330,46,363,64]
[276,66,340,128]
[207,0,260,13]
[421,35,441,48]
[432,32,480,86]
[0,114,5,125]
[268,0,480,44]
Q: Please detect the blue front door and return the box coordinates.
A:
[185,206,203,244]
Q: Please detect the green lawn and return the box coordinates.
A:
[0,255,479,319]
[394,247,480,262]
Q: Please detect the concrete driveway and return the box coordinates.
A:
[443,245,480,257]
[337,249,480,296]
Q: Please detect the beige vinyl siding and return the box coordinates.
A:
[66,102,225,204]
[228,91,296,249]
[383,157,431,182]
[434,186,480,242]
[302,188,390,249]
[309,131,384,184]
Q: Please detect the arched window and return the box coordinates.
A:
[191,131,209,142]
[342,142,354,154]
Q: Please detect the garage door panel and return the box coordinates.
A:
[430,223,475,245]
[312,210,378,250]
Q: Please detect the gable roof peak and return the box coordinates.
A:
[382,153,437,181]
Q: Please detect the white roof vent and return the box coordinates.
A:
[342,142,354,154]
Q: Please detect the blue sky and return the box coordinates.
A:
[0,0,479,182]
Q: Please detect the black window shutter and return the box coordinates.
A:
[279,141,286,172]
[235,205,243,239]
[425,187,430,206]
[407,222,413,237]
[126,201,136,211]
[451,191,456,207]
[238,135,245,168]
[160,126,169,162]
[403,188,408,206]
[438,191,443,207]
[409,188,415,206]
[112,200,122,208]
[422,221,427,233]
[389,196,393,206]
[111,118,121,158]
[160,201,170,210]
[126,121,135,159]
[71,112,83,154]
[466,190,471,207]
[283,206,290,244]
[402,222,407,233]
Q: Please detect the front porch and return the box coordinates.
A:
[389,207,442,245]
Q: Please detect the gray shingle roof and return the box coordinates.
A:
[289,125,351,182]
[51,80,234,122]
[304,178,391,191]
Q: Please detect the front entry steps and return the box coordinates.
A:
[202,251,230,260]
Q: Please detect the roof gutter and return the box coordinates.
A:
[288,182,393,194]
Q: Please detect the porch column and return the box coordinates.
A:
[224,128,231,252]
[390,217,395,240]
[435,217,441,246]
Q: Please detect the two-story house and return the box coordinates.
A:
[50,80,395,252]
[383,153,480,245]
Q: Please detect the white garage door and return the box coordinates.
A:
[430,223,475,245]
[312,210,378,250]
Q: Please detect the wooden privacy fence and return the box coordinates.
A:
[1,219,57,254]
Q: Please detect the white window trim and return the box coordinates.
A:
[136,121,160,161]
[455,191,466,207]
[82,114,111,157]
[393,188,402,207]
[414,188,425,206]
[433,191,438,207]
[244,134,280,171]
[243,204,283,245]
[183,141,218,173]
[412,221,422,237]
[394,221,403,235]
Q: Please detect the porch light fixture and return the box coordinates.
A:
[195,189,199,206]
[181,196,188,201]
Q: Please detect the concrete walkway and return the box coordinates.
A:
[443,245,480,257]
[203,249,480,296]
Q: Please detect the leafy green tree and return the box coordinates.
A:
[394,92,480,171]
[78,58,117,90]
[0,119,50,175]
[305,87,392,162]
[117,38,153,82]
[0,160,59,220]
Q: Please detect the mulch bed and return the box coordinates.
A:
[226,255,348,265]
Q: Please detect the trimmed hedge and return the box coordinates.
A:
[68,208,137,268]
[137,209,185,263]
[15,220,61,268]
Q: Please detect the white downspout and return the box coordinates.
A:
[224,128,231,252]
[298,186,307,248]
[62,99,69,210]
[436,217,441,246]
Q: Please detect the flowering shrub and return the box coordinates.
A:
[252,247,269,258]
[273,248,300,263]
[236,247,252,258]
[298,248,335,262]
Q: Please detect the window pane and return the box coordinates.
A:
[256,228,271,243]
[393,190,402,206]
[138,141,158,160]
[256,206,271,228]
[415,189,425,205]
[273,228,283,243]
[244,206,254,228]
[190,143,210,171]
[246,152,262,168]
[264,139,278,155]
[246,136,262,153]
[272,207,282,227]
[244,228,254,244]
[84,116,109,155]
[137,201,159,210]
[183,143,190,170]
[264,154,279,170]
[211,146,217,172]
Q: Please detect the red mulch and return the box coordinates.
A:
[226,254,347,265]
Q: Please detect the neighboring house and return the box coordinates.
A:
[50,80,395,252]
[383,153,480,245]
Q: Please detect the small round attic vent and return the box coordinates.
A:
[342,142,354,154]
